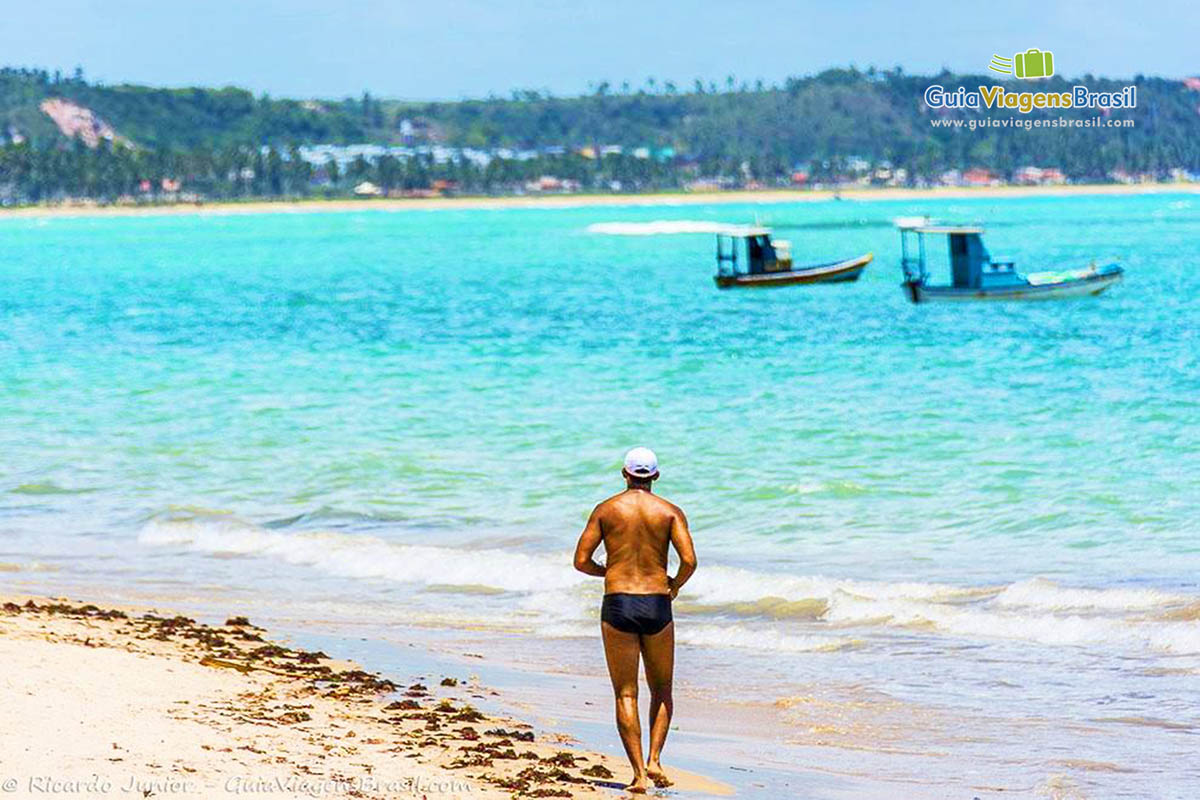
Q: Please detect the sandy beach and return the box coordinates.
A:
[0,182,1197,220]
[0,595,730,799]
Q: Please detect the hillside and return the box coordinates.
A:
[0,68,381,149]
[1,65,1198,204]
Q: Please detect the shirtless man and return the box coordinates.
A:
[573,447,697,793]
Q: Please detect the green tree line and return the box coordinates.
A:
[1,65,1197,203]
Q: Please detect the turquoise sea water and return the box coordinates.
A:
[2,194,1198,797]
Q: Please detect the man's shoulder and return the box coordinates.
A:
[652,494,686,518]
[592,493,623,515]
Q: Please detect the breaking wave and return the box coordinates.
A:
[586,220,747,236]
[138,509,1200,655]
[139,509,581,594]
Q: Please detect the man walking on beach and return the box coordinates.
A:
[573,447,697,793]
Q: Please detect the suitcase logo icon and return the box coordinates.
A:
[989,49,1055,79]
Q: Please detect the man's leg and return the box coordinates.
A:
[601,621,648,793]
[640,621,675,787]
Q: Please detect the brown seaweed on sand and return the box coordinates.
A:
[384,699,421,711]
[541,752,577,768]
[451,707,485,723]
[581,763,614,778]
[485,726,535,742]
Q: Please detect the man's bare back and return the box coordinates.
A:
[591,489,682,595]
[572,447,697,793]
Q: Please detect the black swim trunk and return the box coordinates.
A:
[601,593,673,635]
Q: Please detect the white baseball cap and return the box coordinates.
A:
[623,447,659,478]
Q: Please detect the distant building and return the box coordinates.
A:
[1014,166,1041,184]
[522,175,579,193]
[684,177,736,192]
[1041,168,1066,184]
[845,156,870,174]
[1014,166,1066,185]
[1109,168,1167,184]
[963,168,994,186]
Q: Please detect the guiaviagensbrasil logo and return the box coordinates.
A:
[923,48,1136,115]
[989,48,1054,80]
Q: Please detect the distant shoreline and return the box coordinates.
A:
[2,182,1198,219]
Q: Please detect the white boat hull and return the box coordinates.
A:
[904,269,1123,303]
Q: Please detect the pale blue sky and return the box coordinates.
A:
[2,0,1193,99]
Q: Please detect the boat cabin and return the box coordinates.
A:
[894,218,1123,303]
[715,227,793,279]
[899,224,1021,290]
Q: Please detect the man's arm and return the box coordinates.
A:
[667,509,697,599]
[573,507,606,577]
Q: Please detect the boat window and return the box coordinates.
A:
[747,236,765,273]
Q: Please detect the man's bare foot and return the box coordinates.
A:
[627,774,649,794]
[647,763,673,788]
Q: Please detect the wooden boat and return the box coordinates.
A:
[897,220,1123,303]
[714,227,872,288]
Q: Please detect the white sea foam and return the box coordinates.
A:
[1147,623,1200,654]
[684,564,987,607]
[824,591,1200,654]
[675,624,859,653]
[993,577,1187,611]
[139,512,584,594]
[138,512,1200,655]
[586,220,742,236]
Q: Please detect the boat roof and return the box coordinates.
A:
[894,217,984,235]
[913,225,985,235]
[714,225,771,237]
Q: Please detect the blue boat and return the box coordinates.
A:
[896,219,1124,303]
